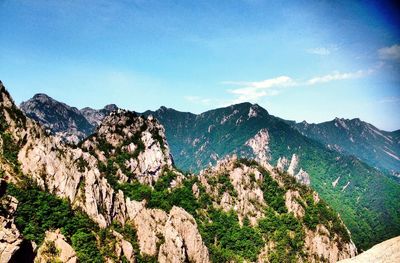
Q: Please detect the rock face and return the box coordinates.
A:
[199,156,267,226]
[35,229,77,263]
[159,207,210,263]
[80,110,173,185]
[338,236,400,263]
[305,224,357,262]
[245,128,272,168]
[80,104,118,127]
[0,195,23,263]
[277,154,311,185]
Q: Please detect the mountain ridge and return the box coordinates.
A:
[16,90,400,251]
[0,81,360,262]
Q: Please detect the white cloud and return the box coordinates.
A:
[223,76,295,103]
[306,69,372,85]
[195,67,374,107]
[223,76,295,89]
[307,47,331,56]
[378,44,400,60]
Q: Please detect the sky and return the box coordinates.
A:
[0,0,399,131]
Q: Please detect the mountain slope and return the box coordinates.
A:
[16,91,400,250]
[144,103,400,250]
[290,118,400,176]
[0,81,358,262]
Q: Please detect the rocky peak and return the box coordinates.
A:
[80,104,118,127]
[20,92,93,143]
[81,109,173,185]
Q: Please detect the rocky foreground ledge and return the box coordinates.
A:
[338,236,400,263]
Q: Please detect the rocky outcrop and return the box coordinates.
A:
[110,230,135,263]
[305,224,357,262]
[245,129,273,169]
[278,154,311,185]
[81,110,173,185]
[199,156,267,225]
[159,207,210,263]
[80,104,118,127]
[338,236,400,263]
[124,199,210,262]
[285,190,305,218]
[0,195,23,263]
[34,229,77,263]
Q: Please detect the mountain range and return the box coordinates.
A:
[16,91,400,252]
[290,118,400,178]
[0,81,365,262]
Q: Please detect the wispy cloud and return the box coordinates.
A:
[221,68,374,104]
[186,66,376,107]
[377,96,400,104]
[306,45,339,56]
[223,76,295,103]
[378,44,400,60]
[307,47,331,56]
[306,69,372,85]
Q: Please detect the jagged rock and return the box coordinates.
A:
[34,229,77,263]
[285,190,305,218]
[80,104,118,127]
[295,169,311,186]
[245,129,273,169]
[111,230,135,263]
[0,196,23,263]
[199,156,266,225]
[159,206,210,263]
[285,154,311,185]
[304,224,357,262]
[81,110,173,185]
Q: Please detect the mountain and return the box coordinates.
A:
[290,118,400,177]
[144,104,400,250]
[18,93,400,250]
[20,94,117,144]
[338,235,400,263]
[0,81,359,262]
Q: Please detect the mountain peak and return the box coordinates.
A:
[103,104,118,112]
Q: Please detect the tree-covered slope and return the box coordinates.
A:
[145,103,400,250]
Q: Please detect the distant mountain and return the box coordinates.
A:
[20,94,117,143]
[289,118,400,176]
[17,94,400,250]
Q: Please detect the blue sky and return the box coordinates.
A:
[0,0,399,130]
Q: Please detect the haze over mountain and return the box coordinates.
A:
[19,91,400,251]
